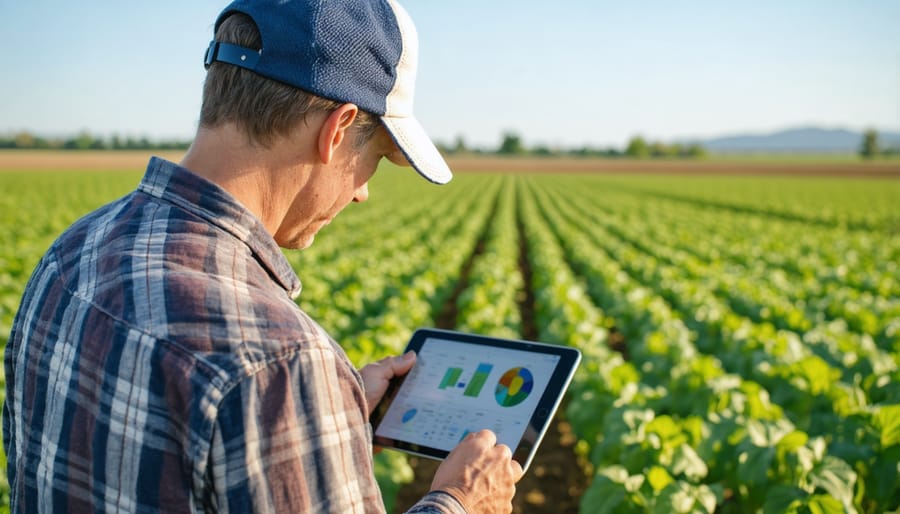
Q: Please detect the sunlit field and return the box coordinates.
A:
[1,154,898,513]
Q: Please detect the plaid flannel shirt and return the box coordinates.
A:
[3,157,464,514]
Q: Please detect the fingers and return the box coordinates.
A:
[510,457,525,481]
[483,437,523,482]
[360,353,416,416]
[467,429,497,446]
[389,351,416,375]
[461,431,522,481]
[363,352,416,383]
[431,429,522,513]
[373,351,416,378]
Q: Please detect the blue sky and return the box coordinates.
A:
[2,1,898,148]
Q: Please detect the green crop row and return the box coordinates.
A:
[524,177,898,513]
[1,167,898,513]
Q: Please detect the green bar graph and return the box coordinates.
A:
[463,363,493,397]
[440,367,463,389]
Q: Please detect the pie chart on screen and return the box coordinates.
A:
[495,367,534,407]
[402,408,417,423]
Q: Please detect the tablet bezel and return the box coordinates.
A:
[370,328,582,472]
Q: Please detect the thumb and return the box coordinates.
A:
[392,351,417,375]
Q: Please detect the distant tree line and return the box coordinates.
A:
[437,132,707,159]
[859,129,899,159]
[0,130,191,151]
[14,129,894,159]
[7,129,703,159]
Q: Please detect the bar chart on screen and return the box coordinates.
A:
[438,363,494,398]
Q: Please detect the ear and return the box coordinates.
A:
[318,103,359,164]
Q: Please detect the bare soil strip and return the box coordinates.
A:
[515,191,539,343]
[4,151,898,177]
[446,156,900,178]
[518,182,651,512]
[394,192,498,512]
[508,193,588,514]
[0,150,185,171]
[395,186,589,513]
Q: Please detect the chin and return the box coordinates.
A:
[277,233,315,250]
[294,235,316,250]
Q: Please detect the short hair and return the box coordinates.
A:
[200,13,380,148]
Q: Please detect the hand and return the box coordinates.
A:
[359,351,417,415]
[430,430,524,514]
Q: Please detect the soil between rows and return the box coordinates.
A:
[393,190,590,513]
[2,151,898,178]
[446,156,900,177]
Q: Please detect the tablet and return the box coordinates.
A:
[370,328,581,472]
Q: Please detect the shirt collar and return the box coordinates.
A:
[138,156,303,298]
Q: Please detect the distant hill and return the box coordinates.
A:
[694,127,900,154]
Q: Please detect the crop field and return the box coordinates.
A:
[0,154,899,513]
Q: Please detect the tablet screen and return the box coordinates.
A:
[371,329,581,471]
[375,337,560,451]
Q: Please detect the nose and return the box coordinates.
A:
[352,182,369,203]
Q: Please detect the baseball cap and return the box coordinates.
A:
[204,0,452,185]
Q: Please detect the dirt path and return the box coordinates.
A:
[445,156,900,177]
[4,151,898,177]
[393,186,590,513]
[0,150,185,171]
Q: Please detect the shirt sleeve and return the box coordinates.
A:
[206,343,385,513]
[404,491,468,514]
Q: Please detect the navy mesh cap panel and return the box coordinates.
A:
[209,0,454,184]
[214,0,402,115]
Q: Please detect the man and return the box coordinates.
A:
[2,0,522,512]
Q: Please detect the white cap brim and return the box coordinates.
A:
[382,115,453,185]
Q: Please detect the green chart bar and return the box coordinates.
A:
[464,363,494,397]
[440,367,463,389]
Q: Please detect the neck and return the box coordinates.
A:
[179,124,314,237]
